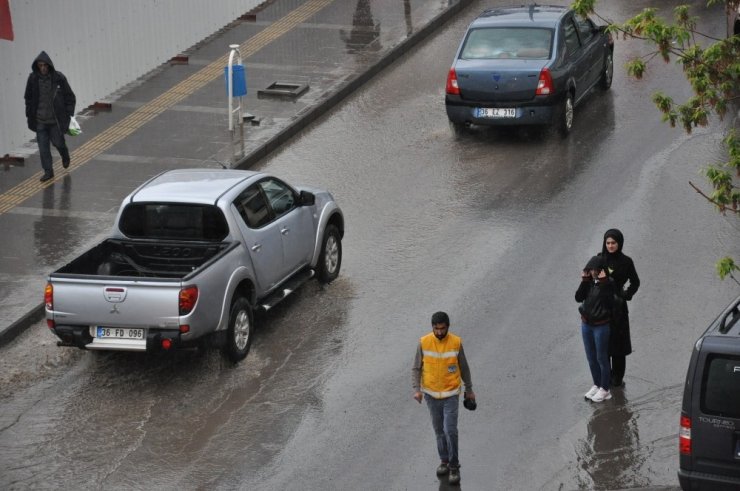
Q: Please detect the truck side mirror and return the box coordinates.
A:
[299,190,315,206]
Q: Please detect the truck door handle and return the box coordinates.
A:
[251,243,262,252]
[281,227,290,235]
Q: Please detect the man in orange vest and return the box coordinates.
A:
[412,311,475,485]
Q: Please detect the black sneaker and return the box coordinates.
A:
[62,157,70,169]
[40,173,54,182]
[448,466,460,485]
[436,462,449,476]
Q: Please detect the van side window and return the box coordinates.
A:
[700,354,740,418]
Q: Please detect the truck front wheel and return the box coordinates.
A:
[317,224,341,284]
[225,297,253,363]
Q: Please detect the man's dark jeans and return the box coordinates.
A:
[425,393,460,467]
[36,122,69,175]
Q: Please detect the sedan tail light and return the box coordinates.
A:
[446,67,460,95]
[679,414,691,455]
[179,286,198,315]
[535,68,554,95]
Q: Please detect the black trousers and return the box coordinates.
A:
[611,355,626,384]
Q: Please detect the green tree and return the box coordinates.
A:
[572,0,739,283]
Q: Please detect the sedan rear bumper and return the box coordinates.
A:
[445,95,558,126]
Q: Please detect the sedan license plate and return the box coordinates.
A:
[476,107,516,118]
[96,327,145,340]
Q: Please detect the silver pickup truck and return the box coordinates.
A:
[45,169,344,362]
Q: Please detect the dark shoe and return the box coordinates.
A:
[436,462,449,476]
[612,379,624,388]
[61,148,70,169]
[448,466,460,485]
[39,173,54,182]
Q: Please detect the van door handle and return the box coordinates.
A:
[281,227,290,235]
[251,243,262,252]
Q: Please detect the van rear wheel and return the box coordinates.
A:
[224,297,253,363]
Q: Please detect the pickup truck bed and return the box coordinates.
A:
[57,239,232,279]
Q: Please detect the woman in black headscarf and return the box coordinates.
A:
[601,229,640,387]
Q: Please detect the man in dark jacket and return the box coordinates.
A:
[24,51,76,182]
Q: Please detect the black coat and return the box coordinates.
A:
[24,51,76,133]
[602,251,640,356]
[576,277,615,325]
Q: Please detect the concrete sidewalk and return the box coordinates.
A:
[0,0,473,346]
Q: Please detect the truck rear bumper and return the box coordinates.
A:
[52,325,182,352]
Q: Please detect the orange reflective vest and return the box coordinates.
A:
[420,332,462,399]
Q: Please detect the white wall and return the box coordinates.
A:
[0,0,262,155]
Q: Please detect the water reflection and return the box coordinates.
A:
[34,175,75,266]
[340,0,381,54]
[578,390,649,489]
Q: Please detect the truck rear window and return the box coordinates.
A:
[119,203,228,241]
[701,354,740,419]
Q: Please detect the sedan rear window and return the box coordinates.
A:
[460,27,552,60]
[700,354,740,418]
[120,203,229,241]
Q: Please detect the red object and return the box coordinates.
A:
[446,68,460,95]
[44,283,53,310]
[161,338,172,350]
[679,415,692,455]
[179,324,190,334]
[535,68,554,95]
[0,0,13,41]
[178,286,198,315]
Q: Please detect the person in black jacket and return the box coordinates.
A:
[600,228,640,388]
[576,255,615,403]
[24,51,76,182]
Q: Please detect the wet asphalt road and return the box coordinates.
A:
[1,0,738,490]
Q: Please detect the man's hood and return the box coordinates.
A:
[32,51,55,74]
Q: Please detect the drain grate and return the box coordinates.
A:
[258,81,309,99]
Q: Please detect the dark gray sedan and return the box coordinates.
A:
[445,4,613,136]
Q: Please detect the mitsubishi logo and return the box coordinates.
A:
[110,304,121,315]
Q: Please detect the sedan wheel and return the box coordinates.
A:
[558,93,574,137]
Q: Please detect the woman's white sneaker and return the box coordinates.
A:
[591,388,612,402]
[584,385,599,400]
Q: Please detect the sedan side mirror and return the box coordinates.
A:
[299,190,315,206]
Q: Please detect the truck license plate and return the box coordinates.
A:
[96,327,145,339]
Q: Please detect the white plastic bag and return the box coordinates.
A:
[67,116,81,136]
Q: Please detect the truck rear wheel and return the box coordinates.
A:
[224,297,253,363]
[317,224,341,284]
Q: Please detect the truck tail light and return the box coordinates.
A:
[162,338,172,350]
[535,68,554,95]
[679,414,691,455]
[44,283,53,310]
[446,67,460,95]
[44,283,55,328]
[179,286,198,315]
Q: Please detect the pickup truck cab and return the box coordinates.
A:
[45,169,344,362]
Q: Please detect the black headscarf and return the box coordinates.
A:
[602,228,624,256]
